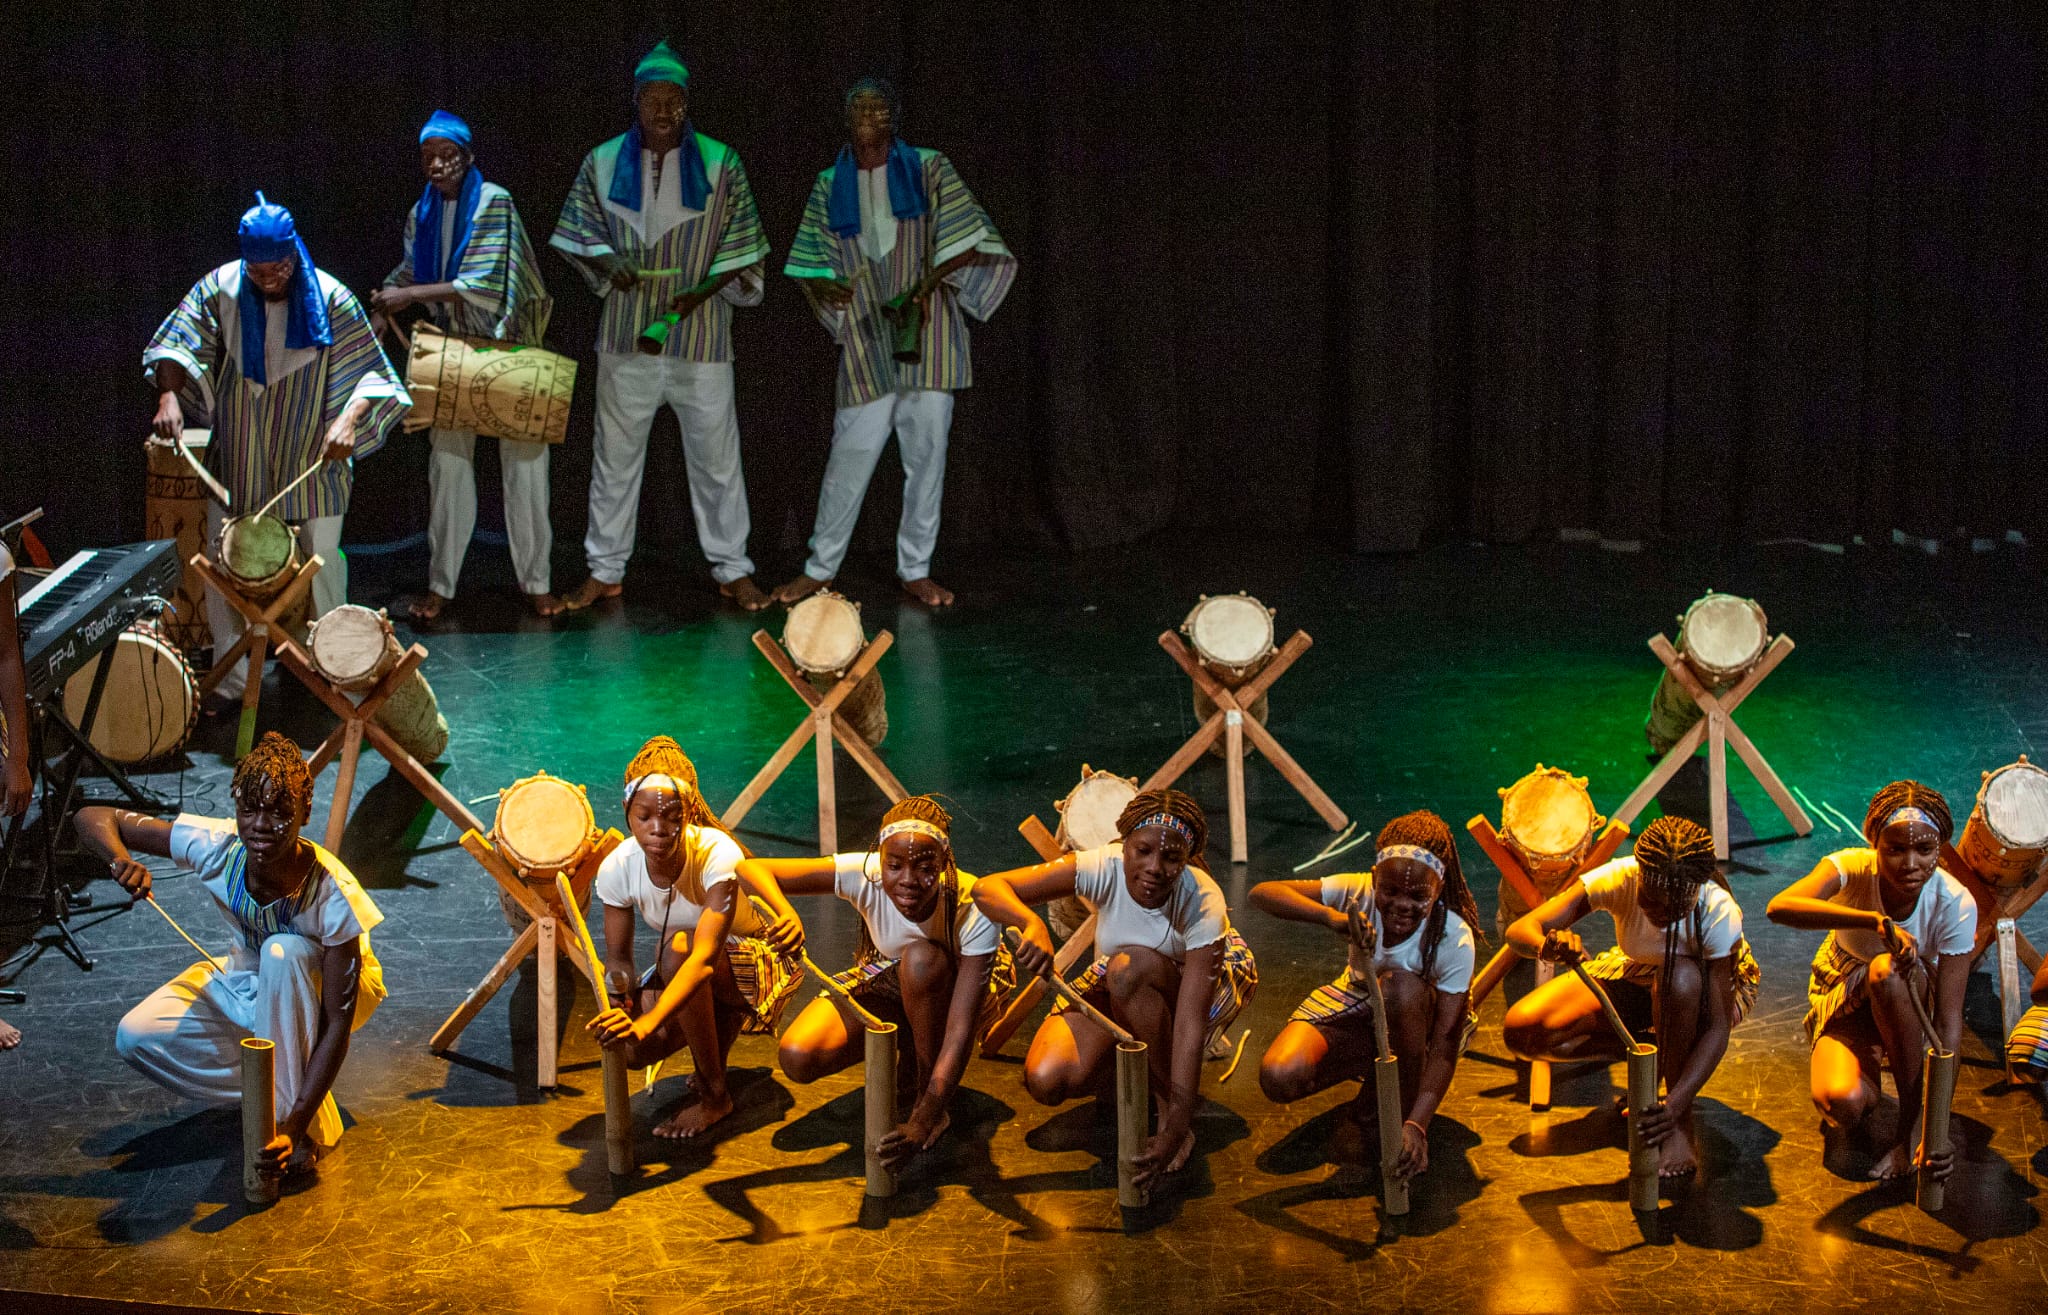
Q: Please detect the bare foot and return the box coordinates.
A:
[0,1017,19,1049]
[526,590,566,618]
[1166,1127,1197,1173]
[561,576,623,612]
[406,591,450,623]
[1659,1120,1699,1178]
[1868,1139,1916,1181]
[654,1088,733,1139]
[718,575,772,612]
[771,574,831,605]
[901,577,955,607]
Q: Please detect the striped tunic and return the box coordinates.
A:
[143,266,409,520]
[385,182,553,346]
[783,149,1016,408]
[548,131,769,361]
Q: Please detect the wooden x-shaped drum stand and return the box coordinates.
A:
[191,552,321,760]
[1147,630,1347,864]
[977,812,1102,1056]
[1613,632,1812,860]
[1467,816,1631,1110]
[722,629,908,854]
[1942,841,2048,1050]
[430,829,623,1088]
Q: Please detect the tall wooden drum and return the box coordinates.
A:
[60,623,196,764]
[784,591,887,747]
[1183,593,1276,758]
[1960,757,2048,890]
[491,772,599,928]
[1049,766,1138,942]
[1496,764,1603,925]
[143,431,212,651]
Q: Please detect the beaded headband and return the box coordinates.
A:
[1883,805,1938,834]
[878,818,949,847]
[1129,812,1196,847]
[1375,843,1446,878]
[623,773,690,804]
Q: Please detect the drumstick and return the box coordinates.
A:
[173,433,231,508]
[143,893,219,964]
[1559,948,1661,1212]
[746,896,891,1032]
[253,456,329,523]
[1880,923,1945,1050]
[555,874,633,1175]
[999,926,1140,1048]
[1347,899,1409,1216]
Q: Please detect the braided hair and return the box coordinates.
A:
[1861,780,1954,845]
[1114,788,1208,866]
[1633,815,1719,1021]
[1375,810,1484,983]
[861,794,961,961]
[232,732,314,824]
[621,735,751,865]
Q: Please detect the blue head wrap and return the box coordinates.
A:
[609,42,709,213]
[413,112,484,287]
[235,192,331,386]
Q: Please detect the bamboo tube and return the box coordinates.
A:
[1347,904,1409,1215]
[999,927,1140,1047]
[1116,1039,1150,1209]
[865,1022,899,1198]
[1917,1046,1959,1213]
[240,1038,278,1205]
[1626,1044,1661,1213]
[556,874,633,1175]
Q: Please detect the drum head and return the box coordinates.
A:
[62,630,194,764]
[1059,772,1139,851]
[1983,762,2048,848]
[785,592,865,674]
[1500,768,1597,861]
[222,514,294,580]
[309,605,391,685]
[494,774,594,872]
[1183,594,1275,669]
[1680,593,1767,679]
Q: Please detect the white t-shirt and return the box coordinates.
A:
[832,852,1000,959]
[1820,847,1977,963]
[1319,872,1476,993]
[1579,857,1744,964]
[1071,844,1231,963]
[168,814,384,987]
[594,829,759,940]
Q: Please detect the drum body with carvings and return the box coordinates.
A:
[307,604,401,692]
[403,323,578,446]
[1645,592,1769,755]
[1183,593,1275,758]
[143,431,212,651]
[491,771,599,927]
[60,623,196,764]
[1050,767,1139,941]
[784,591,887,748]
[1960,758,2048,890]
[1496,764,1602,924]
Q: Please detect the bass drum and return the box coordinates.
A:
[61,623,197,765]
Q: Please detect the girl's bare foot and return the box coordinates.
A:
[1659,1121,1699,1178]
[0,1017,20,1049]
[1868,1139,1916,1180]
[654,1089,733,1139]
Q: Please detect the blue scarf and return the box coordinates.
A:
[826,139,929,239]
[412,165,484,286]
[608,121,711,214]
[222,842,320,953]
[235,193,331,386]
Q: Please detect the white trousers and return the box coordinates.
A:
[114,936,384,1148]
[428,427,552,597]
[801,389,955,583]
[585,352,754,584]
[204,501,343,700]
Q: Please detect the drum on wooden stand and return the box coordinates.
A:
[1183,593,1276,759]
[215,511,311,641]
[402,323,579,446]
[143,430,213,652]
[1049,766,1139,941]
[784,591,887,747]
[1496,764,1603,924]
[306,604,449,765]
[491,771,599,928]
[1646,592,1769,754]
[1960,757,2048,891]
[60,621,196,764]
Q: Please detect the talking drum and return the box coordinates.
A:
[491,771,599,928]
[1645,592,1768,754]
[218,513,301,601]
[143,431,213,652]
[1960,757,2048,890]
[1050,766,1138,941]
[1496,764,1602,923]
[784,591,887,748]
[60,622,196,764]
[307,604,402,693]
[1183,593,1276,758]
[402,323,578,446]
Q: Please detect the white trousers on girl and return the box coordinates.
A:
[114,934,385,1148]
[584,352,755,585]
[203,501,343,700]
[428,427,552,597]
[799,388,955,583]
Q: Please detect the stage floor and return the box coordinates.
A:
[2,532,2045,1314]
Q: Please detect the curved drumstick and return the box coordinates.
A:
[173,434,231,508]
[254,456,329,523]
[143,894,220,965]
[1000,926,1140,1048]
[746,896,891,1032]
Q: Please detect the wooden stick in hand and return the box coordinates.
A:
[1001,926,1139,1048]
[747,895,890,1031]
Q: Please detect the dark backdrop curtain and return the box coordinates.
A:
[4,2,2043,562]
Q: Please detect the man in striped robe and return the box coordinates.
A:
[772,78,1016,609]
[549,41,772,612]
[146,195,409,704]
[372,111,560,622]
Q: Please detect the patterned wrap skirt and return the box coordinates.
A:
[638,935,805,1035]
[1586,937,1763,1027]
[2008,1003,2048,1078]
[1062,929,1259,1050]
[1801,933,1873,1047]
[828,942,1019,1040]
[1288,965,1481,1065]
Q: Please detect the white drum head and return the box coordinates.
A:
[494,773,594,872]
[1184,593,1275,669]
[1983,762,2048,848]
[309,605,392,685]
[1680,593,1767,679]
[62,629,194,764]
[785,592,866,674]
[1058,771,1139,850]
[1500,768,1597,861]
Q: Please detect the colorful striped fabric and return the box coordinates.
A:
[784,149,1017,408]
[548,131,769,361]
[1065,928,1258,1051]
[2009,1003,2048,1076]
[387,182,553,345]
[221,843,321,954]
[144,266,409,520]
